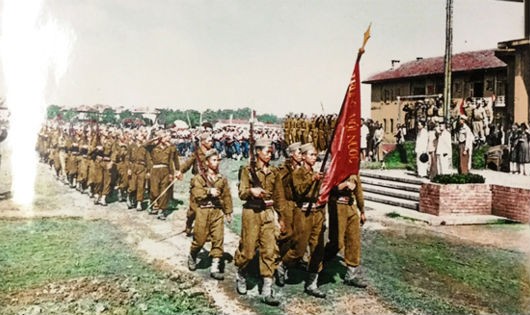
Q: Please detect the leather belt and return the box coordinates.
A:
[336,196,351,205]
[298,202,325,211]
[153,164,168,168]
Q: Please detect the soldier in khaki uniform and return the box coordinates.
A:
[180,132,213,235]
[234,138,280,306]
[94,133,118,206]
[147,131,180,218]
[290,115,298,145]
[65,134,79,188]
[76,131,90,193]
[91,132,105,204]
[87,130,100,198]
[128,133,150,210]
[273,142,302,263]
[56,130,67,182]
[187,149,233,280]
[276,143,327,298]
[324,174,368,288]
[115,134,130,204]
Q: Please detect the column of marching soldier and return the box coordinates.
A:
[36,121,368,307]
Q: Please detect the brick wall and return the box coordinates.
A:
[420,183,491,215]
[491,185,530,223]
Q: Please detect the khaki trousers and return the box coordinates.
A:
[282,207,325,273]
[325,201,361,267]
[190,207,224,258]
[234,208,278,278]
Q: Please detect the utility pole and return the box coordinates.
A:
[443,0,453,123]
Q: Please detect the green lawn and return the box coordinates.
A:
[362,228,530,315]
[0,218,216,315]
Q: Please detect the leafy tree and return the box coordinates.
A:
[258,113,278,124]
[47,105,61,119]
[119,109,133,121]
[62,109,77,122]
[101,108,117,125]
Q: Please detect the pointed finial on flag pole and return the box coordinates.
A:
[359,23,371,55]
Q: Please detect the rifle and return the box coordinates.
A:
[194,137,214,188]
[243,110,269,210]
[248,110,261,188]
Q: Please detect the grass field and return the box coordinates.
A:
[0,218,217,315]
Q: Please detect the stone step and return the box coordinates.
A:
[361,177,421,193]
[362,185,420,202]
[360,171,426,186]
[363,191,419,211]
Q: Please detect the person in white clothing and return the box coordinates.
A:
[436,123,452,175]
[360,119,369,161]
[415,121,429,177]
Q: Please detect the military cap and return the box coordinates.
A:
[204,149,218,160]
[300,143,316,154]
[255,138,272,148]
[287,142,301,154]
[200,131,212,140]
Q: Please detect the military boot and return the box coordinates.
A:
[275,262,286,287]
[344,266,367,288]
[187,253,197,271]
[126,193,134,209]
[210,257,224,280]
[93,194,99,205]
[99,195,107,206]
[121,189,128,202]
[136,201,143,211]
[235,269,247,295]
[261,277,280,306]
[117,189,123,202]
[184,216,194,237]
[304,273,326,298]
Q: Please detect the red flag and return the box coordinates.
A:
[459,98,465,115]
[315,25,370,205]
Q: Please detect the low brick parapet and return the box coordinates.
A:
[491,185,530,224]
[420,183,491,216]
[419,183,530,223]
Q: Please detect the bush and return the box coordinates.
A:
[452,143,489,170]
[432,173,486,184]
[383,141,416,169]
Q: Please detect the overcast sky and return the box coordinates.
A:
[0,0,525,118]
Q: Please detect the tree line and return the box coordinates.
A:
[46,105,281,127]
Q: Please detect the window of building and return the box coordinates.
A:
[383,119,387,133]
[496,81,505,96]
[435,82,444,94]
[486,80,494,91]
[412,86,424,95]
[453,82,461,94]
[384,89,391,102]
[427,85,434,94]
[390,119,394,133]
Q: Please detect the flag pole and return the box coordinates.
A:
[304,24,371,211]
[318,23,371,174]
